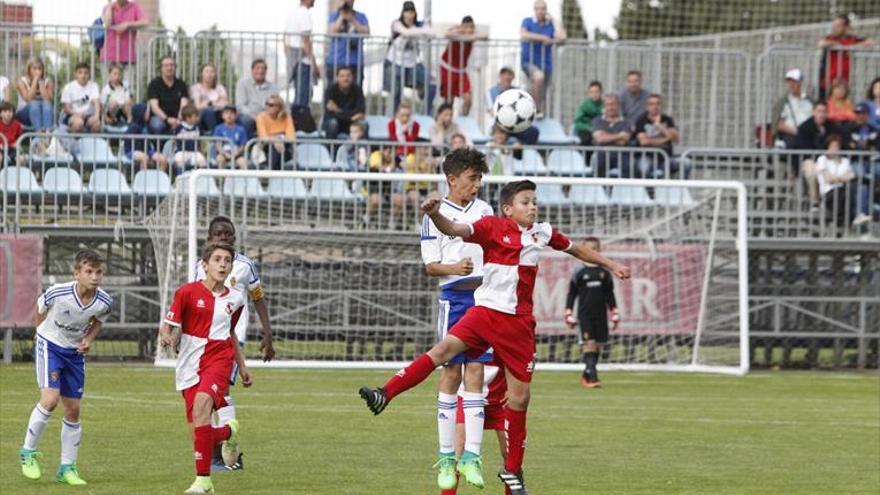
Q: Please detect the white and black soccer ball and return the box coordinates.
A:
[493,89,536,134]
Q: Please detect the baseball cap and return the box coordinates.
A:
[855,102,870,114]
[785,68,804,81]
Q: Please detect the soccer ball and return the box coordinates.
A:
[494,89,536,134]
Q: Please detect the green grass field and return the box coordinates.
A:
[1,365,878,495]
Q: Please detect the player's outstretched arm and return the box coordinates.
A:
[567,243,631,280]
[420,198,471,238]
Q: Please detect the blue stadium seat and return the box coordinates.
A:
[413,113,435,141]
[88,168,133,200]
[295,143,335,171]
[533,118,578,145]
[222,177,267,198]
[454,116,489,144]
[569,185,609,205]
[610,186,654,206]
[42,167,84,197]
[310,179,359,201]
[365,115,390,140]
[653,187,696,206]
[78,136,119,167]
[546,149,589,176]
[513,149,547,175]
[536,183,567,206]
[131,169,172,198]
[267,177,310,199]
[175,173,222,197]
[0,166,42,197]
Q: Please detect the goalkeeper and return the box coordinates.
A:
[564,237,619,388]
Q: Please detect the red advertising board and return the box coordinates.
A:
[0,234,43,328]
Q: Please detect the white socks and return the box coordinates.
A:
[60,419,81,465]
[437,392,457,454]
[23,404,51,450]
[461,391,485,456]
[215,395,236,426]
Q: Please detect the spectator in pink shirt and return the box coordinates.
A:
[101,0,149,74]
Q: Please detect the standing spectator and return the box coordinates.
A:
[256,94,296,170]
[865,78,880,129]
[0,75,10,102]
[285,0,320,109]
[335,121,370,172]
[429,102,467,148]
[15,59,54,131]
[635,94,683,178]
[0,102,23,166]
[772,68,813,149]
[123,104,167,171]
[485,67,540,145]
[827,79,857,124]
[816,135,863,227]
[384,1,433,113]
[573,80,603,145]
[817,15,875,100]
[796,102,833,208]
[519,0,566,117]
[591,94,633,178]
[388,102,419,157]
[212,105,248,170]
[101,62,133,126]
[146,56,189,134]
[322,66,366,140]
[326,0,370,87]
[235,59,279,139]
[172,104,207,171]
[101,0,148,78]
[60,63,101,134]
[189,63,229,133]
[439,16,487,117]
[619,70,650,128]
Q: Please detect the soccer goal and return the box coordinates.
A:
[147,169,749,375]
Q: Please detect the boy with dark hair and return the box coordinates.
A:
[362,178,630,495]
[564,236,619,388]
[174,103,207,170]
[573,80,603,145]
[440,15,488,116]
[0,101,23,165]
[61,62,101,133]
[213,105,248,169]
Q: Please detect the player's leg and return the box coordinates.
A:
[56,353,87,486]
[20,336,63,480]
[212,343,244,470]
[495,430,514,495]
[436,363,462,489]
[457,361,486,488]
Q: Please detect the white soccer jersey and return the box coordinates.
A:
[420,198,494,288]
[36,282,113,349]
[192,252,263,343]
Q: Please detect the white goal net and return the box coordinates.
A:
[147,170,748,375]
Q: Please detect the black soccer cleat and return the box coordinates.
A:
[224,452,244,471]
[359,386,388,415]
[498,468,528,495]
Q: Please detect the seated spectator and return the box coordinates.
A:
[484,125,522,200]
[0,102,23,166]
[845,103,880,219]
[816,135,867,227]
[429,102,467,148]
[61,62,101,133]
[795,102,834,207]
[190,63,229,133]
[827,78,857,123]
[484,67,540,145]
[285,0,321,109]
[619,70,650,129]
[326,0,370,87]
[384,1,433,112]
[335,121,370,172]
[256,94,296,170]
[866,77,880,129]
[366,146,404,229]
[123,104,167,171]
[772,68,813,149]
[101,62,133,126]
[147,56,189,134]
[449,132,468,151]
[403,145,435,217]
[817,15,875,100]
[573,80,603,145]
[213,105,248,169]
[388,102,419,157]
[322,66,366,140]
[235,59,279,139]
[439,16,487,117]
[635,93,685,178]
[16,58,55,131]
[591,94,634,177]
[520,0,566,117]
[173,104,207,171]
[0,75,10,102]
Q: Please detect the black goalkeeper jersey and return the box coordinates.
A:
[565,265,617,320]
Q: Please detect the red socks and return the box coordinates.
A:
[504,408,527,473]
[193,424,232,475]
[212,424,231,444]
[440,472,460,495]
[382,353,437,401]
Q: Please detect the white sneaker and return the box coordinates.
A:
[852,214,871,226]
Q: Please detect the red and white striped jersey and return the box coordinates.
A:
[466,216,572,315]
[163,281,245,391]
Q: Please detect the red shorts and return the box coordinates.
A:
[456,396,505,430]
[450,306,536,383]
[182,366,231,423]
[440,69,471,99]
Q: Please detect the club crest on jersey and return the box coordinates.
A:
[197,298,206,309]
[50,371,59,382]
[225,302,233,315]
[502,235,511,244]
[229,277,237,287]
[531,233,539,243]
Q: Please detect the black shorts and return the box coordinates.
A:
[578,317,609,344]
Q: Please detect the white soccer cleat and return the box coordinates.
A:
[221,419,240,467]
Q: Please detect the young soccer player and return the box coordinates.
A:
[564,236,620,388]
[361,178,631,494]
[19,249,113,485]
[160,243,254,494]
[192,216,275,470]
[421,148,494,489]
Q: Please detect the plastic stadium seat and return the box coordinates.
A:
[513,149,547,175]
[267,177,310,199]
[78,136,119,167]
[569,185,609,205]
[547,149,589,176]
[175,173,222,197]
[454,116,489,144]
[223,177,267,198]
[43,167,84,195]
[310,179,358,201]
[654,187,696,206]
[610,186,654,206]
[295,143,335,171]
[131,170,172,198]
[365,115,390,140]
[533,118,578,145]
[88,168,133,197]
[536,183,567,206]
[0,166,42,195]
[412,113,434,141]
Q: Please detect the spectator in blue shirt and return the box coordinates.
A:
[213,105,249,169]
[326,0,370,87]
[520,0,566,117]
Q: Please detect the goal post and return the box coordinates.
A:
[148,169,749,376]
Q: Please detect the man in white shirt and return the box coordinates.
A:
[772,68,813,149]
[285,0,320,109]
[61,63,101,133]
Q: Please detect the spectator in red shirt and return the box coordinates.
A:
[0,102,23,166]
[827,79,857,124]
[818,15,875,100]
[387,102,419,157]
